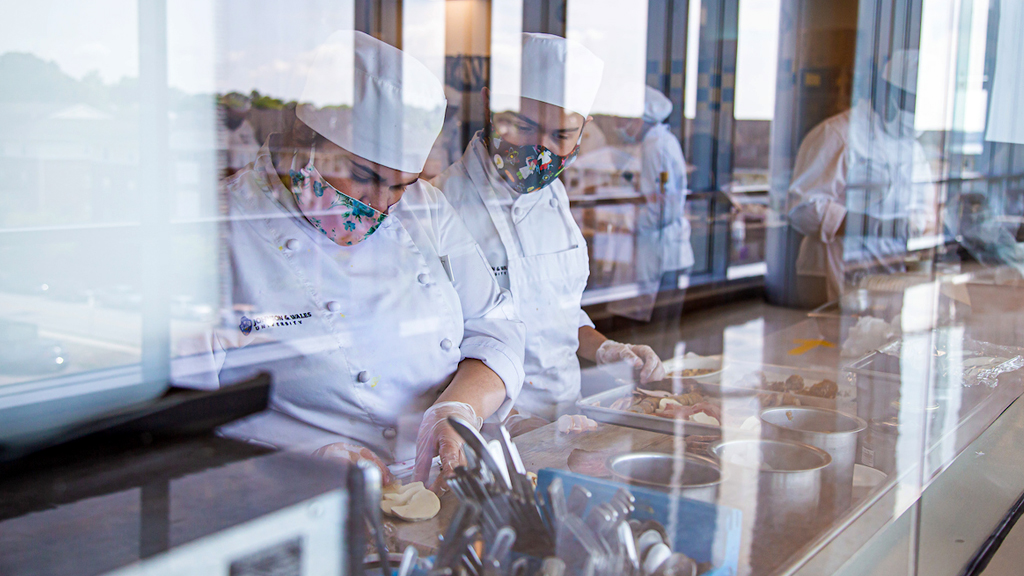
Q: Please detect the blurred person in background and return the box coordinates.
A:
[608,85,694,322]
[219,91,259,175]
[434,33,666,435]
[787,49,937,302]
[174,31,525,493]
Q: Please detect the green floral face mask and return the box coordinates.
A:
[290,148,387,246]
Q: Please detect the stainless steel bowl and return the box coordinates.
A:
[606,452,721,502]
[710,439,831,531]
[760,407,866,518]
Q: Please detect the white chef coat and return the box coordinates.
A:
[609,123,695,321]
[637,122,695,273]
[172,144,525,462]
[787,100,936,299]
[433,133,593,421]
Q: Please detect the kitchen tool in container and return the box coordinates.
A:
[535,469,741,576]
[357,461,392,576]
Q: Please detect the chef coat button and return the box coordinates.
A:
[549,198,557,208]
[357,370,370,383]
[417,273,430,284]
[326,301,341,312]
[382,427,397,440]
[513,207,522,218]
[440,338,453,351]
[284,238,301,251]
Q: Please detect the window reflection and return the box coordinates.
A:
[3,1,1024,575]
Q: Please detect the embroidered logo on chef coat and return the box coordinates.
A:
[239,312,313,334]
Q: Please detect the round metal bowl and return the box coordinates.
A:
[759,407,867,517]
[606,452,721,501]
[760,406,866,438]
[710,438,832,532]
[709,438,831,473]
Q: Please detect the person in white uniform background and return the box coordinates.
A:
[787,49,936,302]
[608,85,694,322]
[173,30,526,492]
[433,33,666,434]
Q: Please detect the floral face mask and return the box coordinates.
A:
[289,148,387,246]
[485,123,580,194]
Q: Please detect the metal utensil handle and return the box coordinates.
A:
[357,461,392,576]
[448,416,513,491]
[567,485,592,518]
[397,546,419,576]
[498,425,527,475]
[486,526,517,564]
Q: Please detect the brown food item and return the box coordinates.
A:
[780,393,801,406]
[800,379,839,399]
[677,368,714,377]
[679,378,704,394]
[764,380,787,393]
[784,374,805,392]
[758,392,802,408]
[567,448,610,477]
[675,392,704,406]
[635,399,658,414]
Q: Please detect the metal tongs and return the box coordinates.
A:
[357,461,392,576]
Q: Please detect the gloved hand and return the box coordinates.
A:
[414,401,482,494]
[556,413,599,434]
[312,441,396,487]
[595,339,666,384]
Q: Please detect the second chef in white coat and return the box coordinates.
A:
[173,31,525,491]
[433,33,666,432]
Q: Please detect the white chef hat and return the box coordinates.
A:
[296,30,447,174]
[883,49,920,95]
[519,33,604,118]
[642,86,673,123]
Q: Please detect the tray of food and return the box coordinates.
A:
[698,362,859,409]
[578,363,862,436]
[577,383,724,436]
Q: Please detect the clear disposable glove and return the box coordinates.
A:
[595,339,666,384]
[312,441,396,487]
[556,413,599,434]
[414,401,482,494]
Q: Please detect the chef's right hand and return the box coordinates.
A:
[312,441,396,487]
[414,401,482,495]
[595,339,666,384]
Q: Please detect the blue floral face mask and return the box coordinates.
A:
[485,123,580,194]
[289,148,387,246]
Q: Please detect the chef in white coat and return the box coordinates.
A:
[788,49,936,301]
[173,31,525,491]
[433,33,666,432]
[609,85,694,322]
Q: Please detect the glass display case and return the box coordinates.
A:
[2,1,1023,576]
